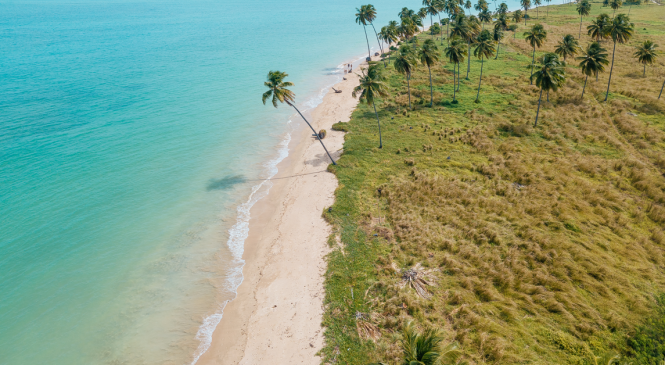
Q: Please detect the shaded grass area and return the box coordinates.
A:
[321,1,665,364]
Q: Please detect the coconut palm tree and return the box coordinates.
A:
[443,0,458,44]
[610,0,622,15]
[577,0,592,39]
[394,45,417,108]
[534,0,542,18]
[399,7,416,20]
[634,40,658,77]
[418,39,441,106]
[521,0,532,25]
[524,23,547,84]
[353,64,390,148]
[512,10,524,29]
[555,34,580,61]
[434,0,447,44]
[545,0,552,18]
[508,23,519,39]
[465,0,472,14]
[587,13,611,42]
[425,0,440,38]
[604,13,634,101]
[450,14,473,80]
[466,16,482,78]
[479,9,492,28]
[493,25,505,59]
[530,53,566,126]
[356,6,373,60]
[577,42,609,98]
[364,4,384,55]
[475,0,489,12]
[498,2,509,14]
[262,71,336,165]
[400,323,462,365]
[446,36,467,102]
[418,8,429,31]
[474,29,497,102]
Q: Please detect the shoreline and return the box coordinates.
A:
[195,55,373,364]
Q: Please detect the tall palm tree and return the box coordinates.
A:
[545,0,552,18]
[450,14,473,80]
[498,2,509,14]
[521,0,532,25]
[577,42,609,98]
[262,71,336,165]
[587,13,611,42]
[365,4,384,55]
[634,40,658,77]
[610,0,622,16]
[474,0,488,12]
[577,0,592,39]
[446,36,467,102]
[524,23,547,84]
[434,0,447,44]
[399,7,416,20]
[494,13,509,58]
[474,29,497,102]
[555,34,580,61]
[512,10,524,30]
[530,53,566,126]
[465,0,473,14]
[534,0,542,19]
[479,9,492,28]
[466,16,482,78]
[418,39,441,107]
[604,13,634,101]
[400,323,461,365]
[356,6,373,60]
[443,0,458,44]
[353,64,390,148]
[425,0,440,38]
[493,25,505,59]
[394,45,417,109]
[418,8,429,31]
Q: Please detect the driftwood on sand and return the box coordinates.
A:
[332,87,342,93]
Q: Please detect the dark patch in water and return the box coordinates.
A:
[206,175,246,191]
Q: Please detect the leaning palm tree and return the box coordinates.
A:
[394,45,417,109]
[418,39,441,107]
[365,4,384,55]
[634,40,658,77]
[356,6,373,60]
[466,16,482,78]
[530,53,566,126]
[524,23,547,84]
[512,10,524,30]
[474,29,497,103]
[555,34,580,61]
[659,78,665,99]
[577,0,592,39]
[353,64,390,148]
[577,42,609,98]
[400,322,462,365]
[521,0,532,25]
[262,71,336,165]
[588,13,611,42]
[604,13,634,101]
[446,36,467,102]
[610,0,622,16]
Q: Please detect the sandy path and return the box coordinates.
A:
[196,59,368,365]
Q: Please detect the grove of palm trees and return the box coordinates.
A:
[317,0,665,364]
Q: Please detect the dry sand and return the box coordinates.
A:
[196,58,372,365]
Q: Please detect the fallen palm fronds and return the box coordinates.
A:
[396,263,436,299]
[356,311,381,341]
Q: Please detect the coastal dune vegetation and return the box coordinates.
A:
[315,0,665,363]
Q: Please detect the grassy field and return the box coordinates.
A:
[320,1,665,364]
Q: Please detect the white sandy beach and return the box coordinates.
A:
[196,58,371,364]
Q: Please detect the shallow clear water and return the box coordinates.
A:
[0,0,534,363]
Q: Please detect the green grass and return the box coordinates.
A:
[320,1,665,364]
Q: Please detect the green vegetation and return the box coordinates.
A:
[320,0,665,364]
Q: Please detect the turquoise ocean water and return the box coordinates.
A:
[0,0,531,363]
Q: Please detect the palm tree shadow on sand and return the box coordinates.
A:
[206,175,247,191]
[304,149,343,168]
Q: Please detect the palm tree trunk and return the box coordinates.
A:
[431,15,434,39]
[438,14,444,45]
[579,15,583,38]
[534,88,543,126]
[466,42,471,79]
[643,64,646,77]
[604,40,617,101]
[363,25,372,60]
[453,63,457,102]
[458,62,461,91]
[447,20,450,46]
[581,74,588,98]
[530,46,535,85]
[429,66,434,107]
[287,101,336,165]
[407,74,412,109]
[659,78,665,99]
[370,23,383,54]
[495,41,500,59]
[476,56,484,102]
[372,101,383,148]
[525,10,528,25]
